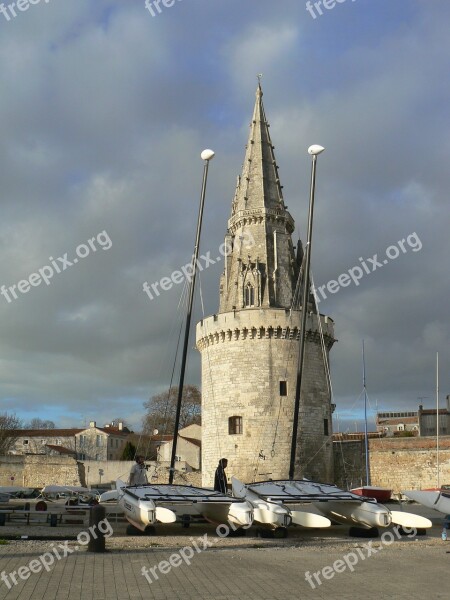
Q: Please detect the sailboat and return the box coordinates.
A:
[350,341,392,503]
[110,149,254,534]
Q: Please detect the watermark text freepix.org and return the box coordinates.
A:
[143,231,255,301]
[0,0,51,22]
[1,230,112,304]
[312,232,422,304]
[1,518,113,589]
[305,525,417,589]
[145,0,183,18]
[142,520,249,585]
[306,0,357,20]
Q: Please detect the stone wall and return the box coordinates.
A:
[369,436,450,491]
[0,455,82,488]
[197,308,335,486]
[333,436,450,492]
[333,440,366,489]
[0,456,201,489]
[0,455,25,487]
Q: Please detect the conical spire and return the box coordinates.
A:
[232,84,286,214]
[219,84,299,313]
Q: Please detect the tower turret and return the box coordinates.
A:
[197,85,336,486]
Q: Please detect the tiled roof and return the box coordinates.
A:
[179,436,202,448]
[10,429,83,437]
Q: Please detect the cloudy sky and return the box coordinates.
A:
[0,0,448,433]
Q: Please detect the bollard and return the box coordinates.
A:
[0,513,6,526]
[87,504,107,553]
[50,514,58,527]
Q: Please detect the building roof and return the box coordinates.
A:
[10,429,83,437]
[179,436,202,448]
[161,435,202,448]
[77,426,131,436]
[419,408,450,415]
[333,432,383,441]
[377,417,418,426]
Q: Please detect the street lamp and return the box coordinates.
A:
[289,145,325,480]
[169,149,215,484]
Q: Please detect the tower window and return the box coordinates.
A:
[279,381,287,396]
[229,416,243,435]
[323,419,329,436]
[244,284,255,307]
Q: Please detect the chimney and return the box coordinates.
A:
[89,421,96,428]
[118,422,123,431]
[446,395,450,413]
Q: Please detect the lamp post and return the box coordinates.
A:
[169,149,215,484]
[289,144,325,480]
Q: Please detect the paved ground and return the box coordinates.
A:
[0,504,448,599]
[0,536,448,600]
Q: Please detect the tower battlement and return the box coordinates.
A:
[196,309,334,350]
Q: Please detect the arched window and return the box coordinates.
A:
[229,416,243,435]
[244,284,255,307]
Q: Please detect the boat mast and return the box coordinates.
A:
[436,351,440,489]
[362,340,370,487]
[168,150,215,485]
[289,145,325,480]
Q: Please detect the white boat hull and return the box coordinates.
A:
[402,490,450,515]
[231,477,330,529]
[389,510,432,529]
[315,500,392,529]
[116,480,253,531]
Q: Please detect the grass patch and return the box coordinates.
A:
[0,540,8,545]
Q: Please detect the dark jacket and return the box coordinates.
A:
[214,465,228,494]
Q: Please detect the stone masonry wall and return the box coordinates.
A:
[0,455,82,488]
[0,455,25,487]
[197,308,335,487]
[334,437,450,492]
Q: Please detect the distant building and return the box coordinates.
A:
[156,424,201,470]
[418,395,450,436]
[7,420,132,460]
[75,421,131,461]
[8,429,83,456]
[376,395,450,437]
[376,412,419,437]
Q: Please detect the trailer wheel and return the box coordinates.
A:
[273,527,288,539]
[348,526,379,538]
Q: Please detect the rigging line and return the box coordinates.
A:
[250,274,304,480]
[310,273,333,398]
[298,272,339,474]
[266,246,305,461]
[198,271,223,465]
[159,281,190,441]
[249,238,307,478]
[140,279,190,464]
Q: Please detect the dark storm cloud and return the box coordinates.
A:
[0,0,448,430]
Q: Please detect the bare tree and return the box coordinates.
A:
[109,418,132,431]
[24,418,56,430]
[0,413,23,455]
[142,385,201,436]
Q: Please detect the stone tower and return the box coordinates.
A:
[196,84,336,486]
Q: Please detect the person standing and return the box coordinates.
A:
[214,458,228,494]
[129,455,148,486]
